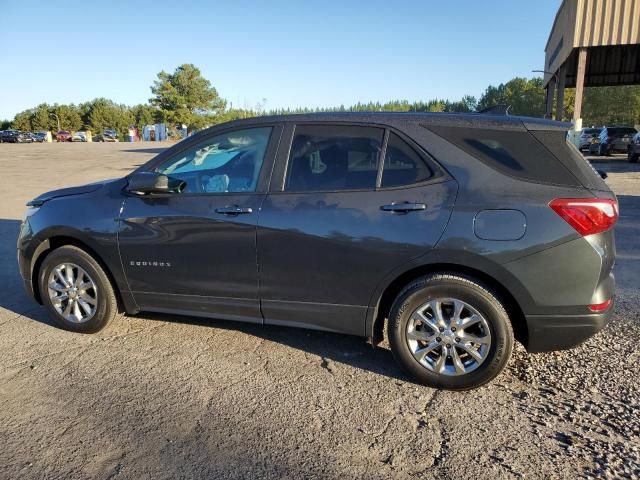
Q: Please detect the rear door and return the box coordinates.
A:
[118,124,281,322]
[257,123,457,336]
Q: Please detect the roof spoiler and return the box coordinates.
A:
[477,104,511,115]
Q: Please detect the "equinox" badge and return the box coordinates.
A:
[129,261,172,267]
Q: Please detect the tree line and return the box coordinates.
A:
[2,64,639,136]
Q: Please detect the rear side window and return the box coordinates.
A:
[285,125,383,192]
[532,130,608,190]
[381,133,434,188]
[428,126,579,186]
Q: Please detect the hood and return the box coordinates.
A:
[26,178,119,207]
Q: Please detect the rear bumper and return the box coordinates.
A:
[524,301,613,353]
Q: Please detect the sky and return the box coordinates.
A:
[0,0,561,120]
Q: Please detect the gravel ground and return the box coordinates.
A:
[0,143,638,479]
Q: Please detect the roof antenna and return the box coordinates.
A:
[477,104,511,115]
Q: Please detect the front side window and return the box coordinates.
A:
[285,125,383,192]
[155,127,272,193]
[381,132,434,187]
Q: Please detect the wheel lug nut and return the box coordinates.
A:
[439,327,444,332]
[436,337,442,342]
[455,337,460,343]
[451,327,456,332]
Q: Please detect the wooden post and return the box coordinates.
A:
[555,64,566,121]
[545,77,556,119]
[573,47,588,121]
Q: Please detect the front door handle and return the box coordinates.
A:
[381,202,427,213]
[215,206,253,215]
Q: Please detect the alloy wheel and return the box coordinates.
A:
[47,263,98,323]
[406,298,492,376]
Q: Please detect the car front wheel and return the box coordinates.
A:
[388,273,514,390]
[38,245,118,333]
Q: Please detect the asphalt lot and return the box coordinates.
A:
[0,143,638,479]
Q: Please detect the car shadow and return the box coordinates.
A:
[0,218,410,383]
[0,219,57,326]
[139,310,411,382]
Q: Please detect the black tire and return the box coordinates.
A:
[38,245,118,333]
[629,150,638,163]
[387,273,514,390]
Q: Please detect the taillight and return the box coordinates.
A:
[549,198,618,236]
[588,299,612,312]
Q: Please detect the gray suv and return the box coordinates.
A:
[596,126,638,155]
[17,112,618,390]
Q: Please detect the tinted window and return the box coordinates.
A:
[532,130,608,190]
[155,127,271,193]
[607,127,637,137]
[285,125,383,192]
[428,126,579,186]
[381,132,434,187]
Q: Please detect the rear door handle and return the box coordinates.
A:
[215,206,253,215]
[381,202,427,213]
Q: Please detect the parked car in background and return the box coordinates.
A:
[1,130,19,142]
[578,127,602,151]
[56,131,72,142]
[33,132,47,143]
[1,130,33,143]
[18,131,34,143]
[94,129,119,142]
[596,126,638,155]
[71,131,87,142]
[628,132,640,163]
[18,112,618,390]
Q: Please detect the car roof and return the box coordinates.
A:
[200,111,571,134]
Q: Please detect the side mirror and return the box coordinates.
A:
[126,172,186,195]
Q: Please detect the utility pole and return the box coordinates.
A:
[50,113,61,132]
[532,70,559,119]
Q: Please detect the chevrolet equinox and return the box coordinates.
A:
[18,113,617,390]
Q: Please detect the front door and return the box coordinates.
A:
[118,125,280,323]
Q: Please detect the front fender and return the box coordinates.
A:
[19,178,136,312]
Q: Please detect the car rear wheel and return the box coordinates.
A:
[629,149,638,163]
[387,273,514,390]
[39,245,118,333]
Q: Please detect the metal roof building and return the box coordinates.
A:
[543,0,640,126]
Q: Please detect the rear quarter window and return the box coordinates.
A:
[427,126,580,186]
[381,132,435,188]
[532,130,608,191]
